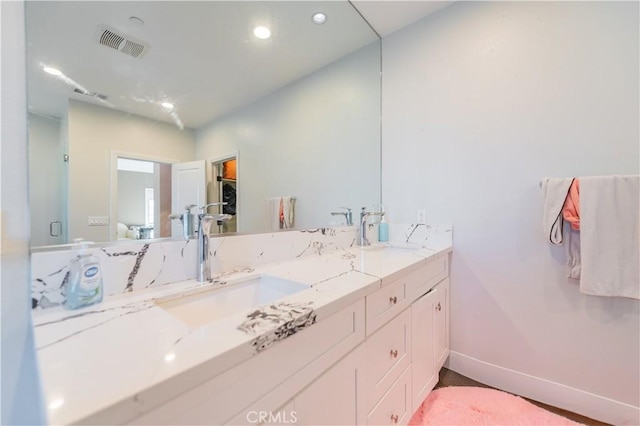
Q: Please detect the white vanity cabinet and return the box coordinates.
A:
[129,300,365,426]
[125,254,450,426]
[363,255,450,426]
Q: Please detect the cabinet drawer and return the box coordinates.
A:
[406,256,448,301]
[366,277,409,335]
[365,308,411,411]
[367,365,412,426]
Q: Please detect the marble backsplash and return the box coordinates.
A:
[31,227,359,309]
[30,223,452,310]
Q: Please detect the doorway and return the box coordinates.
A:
[208,154,238,234]
[114,156,172,241]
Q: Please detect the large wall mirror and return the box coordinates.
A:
[26,1,381,248]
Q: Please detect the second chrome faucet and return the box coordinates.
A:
[330,207,353,226]
[357,207,385,246]
[197,203,231,282]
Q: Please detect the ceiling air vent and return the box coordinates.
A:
[73,87,108,101]
[96,25,149,58]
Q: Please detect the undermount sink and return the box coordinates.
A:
[156,274,310,328]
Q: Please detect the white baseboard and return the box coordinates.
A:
[446,351,640,426]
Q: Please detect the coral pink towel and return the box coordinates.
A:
[562,178,580,230]
[409,387,583,426]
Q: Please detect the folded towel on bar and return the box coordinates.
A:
[579,175,639,299]
[541,177,574,244]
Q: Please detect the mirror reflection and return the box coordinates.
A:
[116,157,171,241]
[26,1,381,247]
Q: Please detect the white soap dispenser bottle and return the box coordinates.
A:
[66,238,104,309]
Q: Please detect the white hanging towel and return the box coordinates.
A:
[566,227,581,280]
[580,176,639,299]
[265,197,281,231]
[265,196,296,231]
[541,178,574,244]
[281,196,296,229]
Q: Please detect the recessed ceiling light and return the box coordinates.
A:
[43,66,62,76]
[253,26,271,40]
[161,102,174,109]
[312,12,327,25]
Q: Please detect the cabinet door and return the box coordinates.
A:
[294,344,366,425]
[434,279,450,370]
[410,288,437,413]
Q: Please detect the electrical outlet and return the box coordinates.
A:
[88,216,110,226]
[416,209,426,224]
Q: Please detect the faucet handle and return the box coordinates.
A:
[339,207,351,212]
[199,202,228,214]
[184,204,197,212]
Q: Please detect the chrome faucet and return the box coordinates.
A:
[330,207,353,226]
[197,202,228,282]
[168,204,197,240]
[357,207,385,246]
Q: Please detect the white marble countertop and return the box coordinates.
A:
[33,241,452,425]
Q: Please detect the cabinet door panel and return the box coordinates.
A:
[294,345,366,425]
[434,279,449,369]
[410,288,437,413]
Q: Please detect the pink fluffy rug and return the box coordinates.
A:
[409,387,583,426]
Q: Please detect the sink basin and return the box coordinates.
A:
[156,274,309,328]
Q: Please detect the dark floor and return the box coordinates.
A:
[434,368,611,426]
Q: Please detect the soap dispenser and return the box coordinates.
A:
[378,206,389,243]
[66,238,104,309]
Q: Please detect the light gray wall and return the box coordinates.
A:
[67,101,196,242]
[196,42,381,233]
[1,1,47,423]
[382,1,638,422]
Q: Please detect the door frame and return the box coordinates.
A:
[109,150,179,241]
[207,151,239,233]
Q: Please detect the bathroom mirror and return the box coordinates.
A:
[26,1,381,247]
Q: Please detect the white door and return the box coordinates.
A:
[171,160,206,238]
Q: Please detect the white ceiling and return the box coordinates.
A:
[26,1,452,130]
[352,1,454,37]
